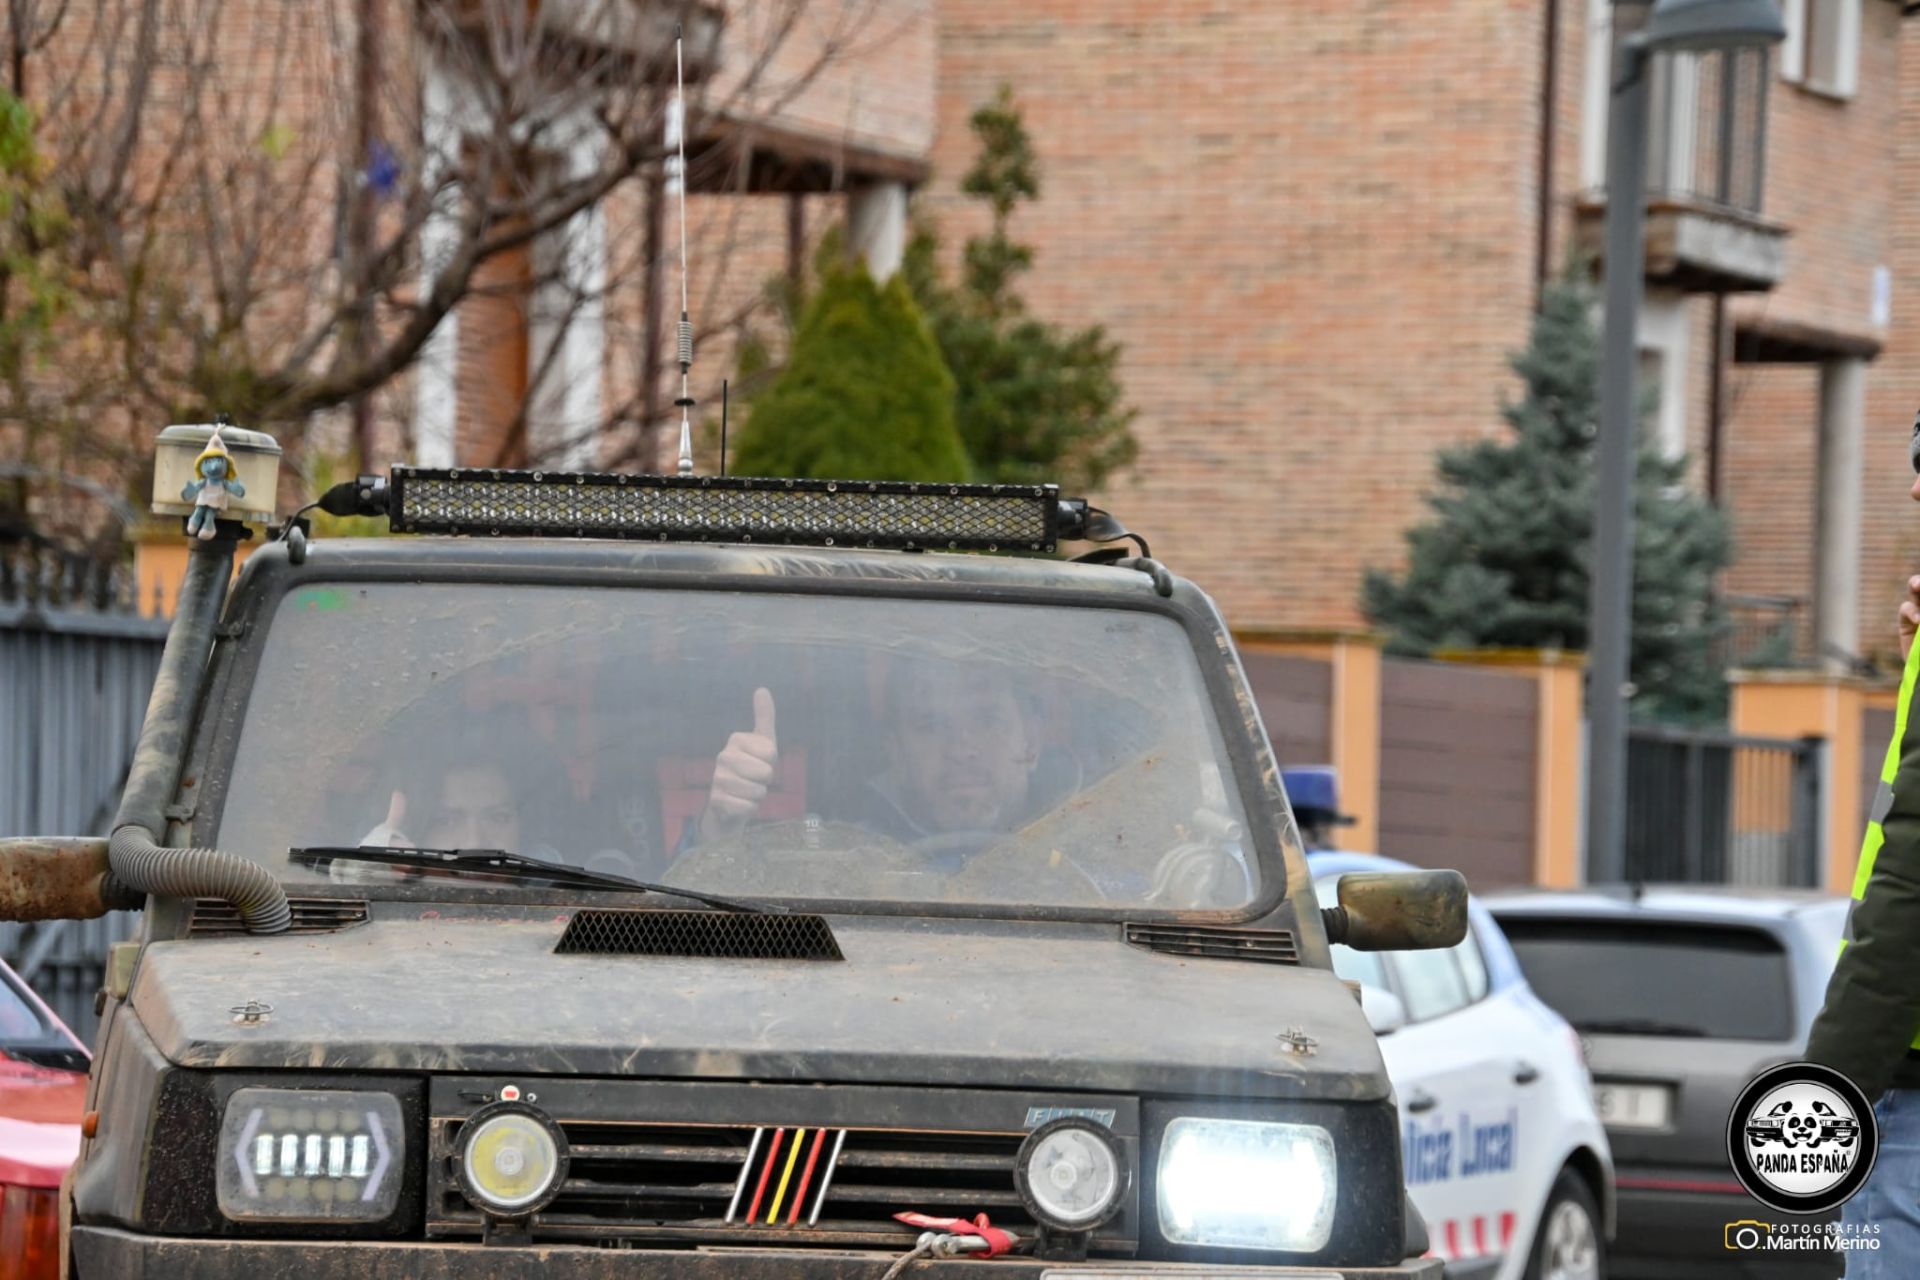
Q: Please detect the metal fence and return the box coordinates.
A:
[0,558,165,1041]
[1625,724,1822,888]
[1718,592,1806,669]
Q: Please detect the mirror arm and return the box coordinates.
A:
[1321,905,1349,945]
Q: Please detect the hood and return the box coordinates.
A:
[131,912,1388,1102]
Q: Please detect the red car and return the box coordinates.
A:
[0,960,88,1280]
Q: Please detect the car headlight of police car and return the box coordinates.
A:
[1156,1117,1338,1252]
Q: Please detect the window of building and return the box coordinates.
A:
[1782,0,1861,99]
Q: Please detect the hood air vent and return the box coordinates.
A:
[1125,923,1298,965]
[555,910,843,960]
[190,897,368,937]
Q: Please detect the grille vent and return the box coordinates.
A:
[1125,922,1298,965]
[189,897,368,937]
[555,910,843,960]
[428,1119,1136,1253]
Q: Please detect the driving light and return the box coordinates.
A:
[216,1088,402,1222]
[455,1101,568,1217]
[389,467,1073,552]
[1015,1118,1128,1232]
[1156,1118,1337,1252]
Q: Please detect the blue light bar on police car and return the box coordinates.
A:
[388,467,1080,553]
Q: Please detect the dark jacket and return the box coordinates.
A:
[1805,643,1920,1100]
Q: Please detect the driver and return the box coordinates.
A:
[695,656,1049,849]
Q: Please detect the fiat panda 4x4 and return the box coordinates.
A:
[2,427,1467,1278]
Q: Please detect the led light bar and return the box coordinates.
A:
[388,467,1081,553]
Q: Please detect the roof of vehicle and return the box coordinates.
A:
[241,536,1195,603]
[1479,882,1847,928]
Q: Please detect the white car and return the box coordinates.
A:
[1311,850,1616,1280]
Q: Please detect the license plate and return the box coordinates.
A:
[1594,1081,1673,1130]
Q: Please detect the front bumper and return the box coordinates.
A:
[72,1227,1443,1279]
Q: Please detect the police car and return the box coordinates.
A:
[1292,772,1615,1280]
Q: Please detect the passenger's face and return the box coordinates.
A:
[888,675,1035,833]
[426,765,521,850]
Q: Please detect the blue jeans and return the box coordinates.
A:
[1842,1089,1920,1278]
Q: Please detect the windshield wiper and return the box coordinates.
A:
[289,845,769,914]
[1571,1017,1709,1038]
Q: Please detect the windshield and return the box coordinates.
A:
[215,581,1262,912]
[1499,918,1793,1041]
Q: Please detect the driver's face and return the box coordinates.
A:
[426,764,521,850]
[887,677,1035,833]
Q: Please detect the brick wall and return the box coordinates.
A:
[924,0,1552,633]
[1720,363,1822,611]
[1855,13,1920,668]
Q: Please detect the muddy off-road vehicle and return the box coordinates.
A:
[3,425,1469,1278]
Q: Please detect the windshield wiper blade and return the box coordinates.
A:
[1571,1017,1708,1037]
[289,845,769,914]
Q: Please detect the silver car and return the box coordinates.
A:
[1482,885,1848,1280]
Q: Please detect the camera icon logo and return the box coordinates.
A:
[1726,1220,1771,1251]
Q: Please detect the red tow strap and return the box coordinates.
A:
[892,1211,1016,1257]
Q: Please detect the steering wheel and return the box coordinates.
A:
[939,833,1113,903]
[577,846,650,882]
[1147,843,1248,910]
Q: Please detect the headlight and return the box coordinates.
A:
[454,1101,568,1216]
[1155,1117,1337,1252]
[216,1088,403,1222]
[1015,1118,1127,1231]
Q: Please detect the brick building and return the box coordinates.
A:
[914,0,1920,668]
[54,0,1913,674]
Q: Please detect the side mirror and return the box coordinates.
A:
[1360,984,1408,1036]
[1323,870,1468,952]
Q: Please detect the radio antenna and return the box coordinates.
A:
[672,22,696,476]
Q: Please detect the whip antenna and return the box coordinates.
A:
[672,22,696,475]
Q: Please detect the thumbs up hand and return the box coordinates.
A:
[699,688,779,842]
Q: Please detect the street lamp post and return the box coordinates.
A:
[1583,0,1785,885]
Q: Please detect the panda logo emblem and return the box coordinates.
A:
[1730,1063,1875,1213]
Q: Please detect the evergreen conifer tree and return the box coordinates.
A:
[730,265,969,483]
[1362,273,1732,723]
[903,86,1137,492]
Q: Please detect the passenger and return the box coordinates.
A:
[695,657,1058,853]
[361,760,523,853]
[331,755,528,884]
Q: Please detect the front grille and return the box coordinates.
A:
[427,1083,1140,1254]
[188,897,368,936]
[1124,922,1298,964]
[555,910,843,960]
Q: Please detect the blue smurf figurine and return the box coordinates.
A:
[180,427,246,541]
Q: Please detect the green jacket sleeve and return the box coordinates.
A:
[1805,667,1920,1100]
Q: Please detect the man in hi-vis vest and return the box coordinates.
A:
[1805,412,1920,1275]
